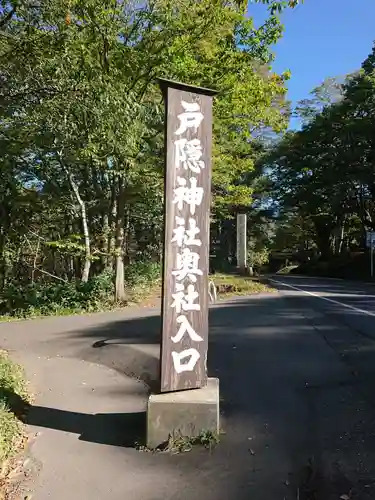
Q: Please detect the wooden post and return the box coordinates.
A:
[158,79,217,393]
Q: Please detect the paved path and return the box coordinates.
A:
[2,277,375,499]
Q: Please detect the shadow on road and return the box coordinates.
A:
[72,292,375,499]
[6,291,375,499]
[1,386,146,447]
[28,406,146,447]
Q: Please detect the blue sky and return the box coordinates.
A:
[248,0,375,129]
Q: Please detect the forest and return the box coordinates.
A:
[0,0,300,318]
[266,44,375,279]
[3,0,375,318]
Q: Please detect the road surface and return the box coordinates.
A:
[2,275,375,499]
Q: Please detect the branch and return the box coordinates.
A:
[0,7,16,28]
[57,152,85,211]
[0,87,81,107]
[24,262,68,283]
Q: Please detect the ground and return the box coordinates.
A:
[2,275,375,499]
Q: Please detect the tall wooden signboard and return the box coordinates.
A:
[159,79,216,393]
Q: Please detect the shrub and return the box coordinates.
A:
[0,351,29,465]
[0,262,161,319]
[125,261,161,288]
[0,271,114,318]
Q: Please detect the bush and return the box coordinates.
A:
[0,270,114,318]
[211,273,276,296]
[125,261,161,288]
[124,261,161,302]
[0,262,162,319]
[247,247,269,268]
[291,252,370,280]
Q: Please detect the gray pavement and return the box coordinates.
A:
[2,277,375,499]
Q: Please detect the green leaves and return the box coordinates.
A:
[251,0,303,14]
[265,43,375,256]
[0,0,297,290]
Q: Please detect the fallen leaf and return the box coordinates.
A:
[340,495,350,500]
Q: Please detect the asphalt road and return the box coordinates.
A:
[3,275,375,499]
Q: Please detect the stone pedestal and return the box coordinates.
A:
[146,378,220,449]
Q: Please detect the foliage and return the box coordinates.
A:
[263,43,375,265]
[247,245,269,267]
[250,0,304,14]
[0,263,160,319]
[124,262,161,289]
[165,429,220,453]
[211,273,275,296]
[291,252,370,281]
[0,0,300,313]
[0,273,113,318]
[138,429,221,453]
[0,351,29,467]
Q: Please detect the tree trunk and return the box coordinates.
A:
[102,212,109,271]
[59,156,91,282]
[124,205,131,262]
[313,218,333,260]
[338,224,345,254]
[31,238,40,284]
[115,177,127,301]
[81,212,91,283]
[108,180,117,270]
[65,218,75,279]
[0,200,10,291]
[0,227,7,291]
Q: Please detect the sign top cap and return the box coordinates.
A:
[158,78,218,97]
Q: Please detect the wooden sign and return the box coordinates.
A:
[158,79,217,393]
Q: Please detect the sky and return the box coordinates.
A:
[248,0,375,129]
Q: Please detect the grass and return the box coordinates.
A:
[137,429,221,454]
[128,279,162,305]
[276,265,299,275]
[0,263,162,322]
[210,272,276,299]
[0,276,162,323]
[0,351,30,497]
[164,431,220,454]
[165,429,220,453]
[0,270,274,322]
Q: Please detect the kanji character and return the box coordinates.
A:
[173,177,204,216]
[171,217,202,247]
[171,348,200,374]
[171,315,204,343]
[174,138,205,174]
[175,101,204,136]
[171,283,200,313]
[172,247,203,282]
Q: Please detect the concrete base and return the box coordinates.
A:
[146,378,220,449]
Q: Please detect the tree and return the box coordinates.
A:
[264,43,375,260]
[0,0,300,305]
[294,76,348,125]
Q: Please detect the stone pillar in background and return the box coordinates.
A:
[236,213,247,273]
